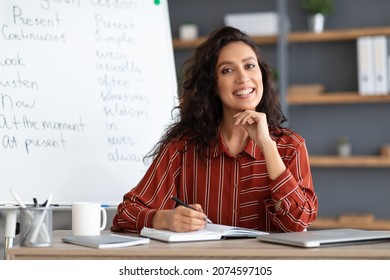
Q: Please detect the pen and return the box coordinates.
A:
[170,195,213,224]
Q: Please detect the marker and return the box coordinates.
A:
[10,189,28,209]
[171,195,213,224]
[10,189,35,221]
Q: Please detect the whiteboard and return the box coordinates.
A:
[0,0,177,204]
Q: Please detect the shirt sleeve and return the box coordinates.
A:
[111,142,183,234]
[266,140,318,232]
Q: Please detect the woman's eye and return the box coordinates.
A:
[221,68,232,74]
[246,63,256,69]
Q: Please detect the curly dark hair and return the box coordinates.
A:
[146,26,287,161]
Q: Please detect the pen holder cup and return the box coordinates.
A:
[20,207,53,247]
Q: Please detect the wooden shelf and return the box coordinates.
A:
[288,26,390,43]
[173,34,277,49]
[310,215,390,230]
[172,26,390,49]
[288,92,390,105]
[173,37,206,49]
[310,156,390,167]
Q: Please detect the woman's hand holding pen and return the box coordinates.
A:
[170,204,208,232]
[152,204,207,232]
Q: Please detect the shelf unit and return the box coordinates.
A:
[288,27,390,229]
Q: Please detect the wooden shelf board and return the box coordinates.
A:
[252,35,278,45]
[310,156,390,167]
[288,92,390,105]
[173,35,277,49]
[172,37,206,49]
[173,27,390,49]
[310,217,390,230]
[288,26,390,43]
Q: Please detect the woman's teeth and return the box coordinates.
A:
[235,88,254,96]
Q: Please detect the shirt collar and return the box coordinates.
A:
[210,129,262,160]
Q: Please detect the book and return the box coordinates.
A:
[140,224,268,243]
[62,234,150,249]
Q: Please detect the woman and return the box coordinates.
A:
[111,26,317,234]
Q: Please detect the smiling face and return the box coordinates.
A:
[215,41,263,116]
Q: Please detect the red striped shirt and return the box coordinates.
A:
[111,128,317,233]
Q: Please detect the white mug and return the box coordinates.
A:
[72,202,107,236]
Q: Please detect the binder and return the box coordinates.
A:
[388,37,390,93]
[372,36,389,95]
[357,36,375,95]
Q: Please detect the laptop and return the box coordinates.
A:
[257,228,390,248]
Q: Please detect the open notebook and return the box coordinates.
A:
[140,224,268,243]
[257,228,390,248]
